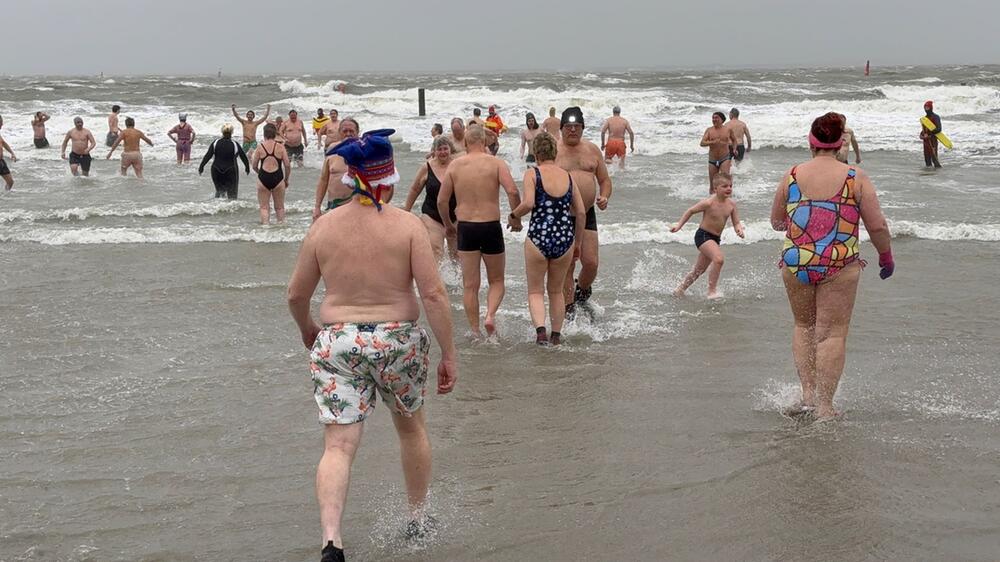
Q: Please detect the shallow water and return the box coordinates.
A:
[2,67,1000,561]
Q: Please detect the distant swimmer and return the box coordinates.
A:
[769,112,894,421]
[280,109,309,167]
[0,115,16,190]
[469,107,486,127]
[61,117,97,177]
[701,111,738,193]
[836,114,861,165]
[403,135,459,262]
[251,124,291,224]
[319,109,342,150]
[726,108,752,164]
[107,117,154,179]
[600,105,635,170]
[31,112,51,148]
[167,113,196,164]
[437,124,522,337]
[231,103,271,153]
[508,133,586,345]
[312,108,330,147]
[445,118,467,155]
[286,130,456,562]
[920,100,943,169]
[542,106,561,140]
[670,173,745,299]
[312,118,361,221]
[555,107,612,320]
[520,112,543,166]
[198,123,251,200]
[106,105,121,147]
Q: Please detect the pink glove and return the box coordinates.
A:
[878,250,894,280]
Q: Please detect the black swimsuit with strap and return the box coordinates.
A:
[420,162,457,224]
[257,142,284,191]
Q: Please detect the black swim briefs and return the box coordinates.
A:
[732,144,746,162]
[69,152,93,173]
[34,137,49,149]
[694,228,721,249]
[0,159,10,176]
[286,143,304,160]
[585,206,597,231]
[457,220,505,254]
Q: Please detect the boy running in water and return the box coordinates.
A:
[670,173,745,299]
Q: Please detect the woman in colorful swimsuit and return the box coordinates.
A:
[769,112,895,421]
[403,135,458,262]
[509,133,586,346]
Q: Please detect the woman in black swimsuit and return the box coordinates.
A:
[251,124,291,224]
[403,135,458,261]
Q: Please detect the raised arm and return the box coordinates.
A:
[410,223,457,394]
[231,105,245,123]
[403,164,429,212]
[255,105,271,125]
[286,228,322,349]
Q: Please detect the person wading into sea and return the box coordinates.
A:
[437,124,522,338]
[198,124,250,199]
[701,111,739,193]
[31,112,51,148]
[600,105,635,170]
[61,117,97,177]
[0,115,17,190]
[920,100,943,169]
[555,107,612,320]
[231,104,271,154]
[286,129,457,562]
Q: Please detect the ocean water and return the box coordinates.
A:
[2,66,999,561]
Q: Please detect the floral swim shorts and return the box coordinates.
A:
[310,321,430,425]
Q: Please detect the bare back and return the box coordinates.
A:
[121,129,143,152]
[542,117,561,138]
[605,116,629,139]
[312,205,423,322]
[108,114,119,134]
[448,152,506,222]
[727,119,749,144]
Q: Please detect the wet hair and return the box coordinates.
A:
[112,105,121,113]
[263,123,277,139]
[288,109,297,116]
[431,123,444,135]
[612,105,621,114]
[473,108,482,117]
[330,109,338,116]
[532,132,557,162]
[317,108,325,116]
[712,111,727,123]
[221,124,234,136]
[246,111,255,118]
[433,135,456,154]
[465,124,486,146]
[712,172,733,187]
[525,112,539,129]
[549,107,556,116]
[730,108,740,118]
[124,117,135,127]
[838,113,847,125]
[73,116,83,124]
[810,112,845,145]
[339,117,359,133]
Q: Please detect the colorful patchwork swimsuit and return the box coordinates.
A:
[781,166,864,285]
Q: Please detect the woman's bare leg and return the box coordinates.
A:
[813,263,861,419]
[782,268,818,410]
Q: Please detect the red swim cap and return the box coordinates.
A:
[924,100,933,108]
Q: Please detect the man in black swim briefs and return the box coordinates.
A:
[436,124,522,338]
[555,107,613,319]
[701,111,738,193]
[61,117,98,177]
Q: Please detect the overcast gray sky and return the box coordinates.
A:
[5,0,996,75]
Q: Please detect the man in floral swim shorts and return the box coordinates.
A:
[287,128,457,562]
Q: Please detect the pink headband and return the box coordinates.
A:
[809,132,843,150]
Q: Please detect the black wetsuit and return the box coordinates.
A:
[199,137,250,199]
[420,163,456,224]
[922,111,943,168]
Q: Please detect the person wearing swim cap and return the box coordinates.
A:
[61,117,97,177]
[231,103,270,153]
[313,118,363,221]
[287,130,457,562]
[920,101,943,169]
[600,105,635,170]
[555,107,613,320]
[436,124,523,338]
[168,113,196,164]
[520,112,543,166]
[769,112,893,421]
[199,124,251,199]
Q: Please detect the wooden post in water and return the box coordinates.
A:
[418,88,426,116]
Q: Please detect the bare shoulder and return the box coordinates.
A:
[384,206,423,229]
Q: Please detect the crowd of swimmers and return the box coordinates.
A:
[0,97,950,561]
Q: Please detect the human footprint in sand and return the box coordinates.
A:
[671,173,744,299]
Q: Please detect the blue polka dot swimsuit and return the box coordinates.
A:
[527,167,576,259]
